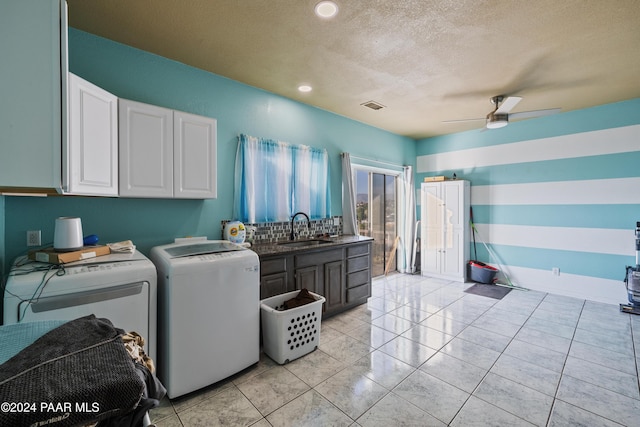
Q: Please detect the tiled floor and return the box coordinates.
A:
[150,273,640,426]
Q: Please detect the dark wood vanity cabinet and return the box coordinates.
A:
[258,240,372,318]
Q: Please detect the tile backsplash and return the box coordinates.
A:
[221,217,343,244]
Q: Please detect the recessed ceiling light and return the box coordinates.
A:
[314,1,338,18]
[298,85,313,93]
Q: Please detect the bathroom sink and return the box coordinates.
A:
[277,239,333,248]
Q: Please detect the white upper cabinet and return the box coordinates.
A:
[119,99,217,199]
[0,0,67,193]
[173,111,217,199]
[65,73,118,196]
[119,99,174,198]
[420,180,470,282]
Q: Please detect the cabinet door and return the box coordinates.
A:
[0,0,65,191]
[323,260,345,314]
[119,99,173,197]
[65,73,118,196]
[442,227,465,278]
[260,272,288,300]
[421,183,443,276]
[442,181,463,228]
[173,111,217,199]
[295,265,320,296]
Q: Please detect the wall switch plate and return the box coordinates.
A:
[27,230,41,246]
[552,267,560,276]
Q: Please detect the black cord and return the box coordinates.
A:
[17,264,67,321]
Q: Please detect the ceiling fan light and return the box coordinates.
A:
[486,112,508,129]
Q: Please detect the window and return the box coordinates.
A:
[233,134,331,223]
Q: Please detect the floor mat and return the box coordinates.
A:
[464,283,512,300]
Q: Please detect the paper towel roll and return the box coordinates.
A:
[54,217,84,252]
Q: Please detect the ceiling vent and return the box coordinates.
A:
[361,101,385,111]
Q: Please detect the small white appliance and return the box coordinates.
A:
[3,251,157,361]
[149,239,260,398]
[53,216,84,251]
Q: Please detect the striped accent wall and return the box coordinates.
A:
[415,99,640,305]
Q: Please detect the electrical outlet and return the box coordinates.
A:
[27,230,41,246]
[552,267,560,276]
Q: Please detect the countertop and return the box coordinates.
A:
[249,235,373,257]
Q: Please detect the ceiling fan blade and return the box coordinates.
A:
[495,96,522,114]
[509,108,561,120]
[442,117,484,124]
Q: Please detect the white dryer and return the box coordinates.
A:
[149,240,260,398]
[3,251,157,361]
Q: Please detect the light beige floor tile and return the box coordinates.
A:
[357,392,446,427]
[401,323,454,350]
[266,389,352,427]
[562,355,640,399]
[323,314,368,334]
[393,370,469,424]
[284,349,345,387]
[153,413,183,427]
[455,325,512,353]
[235,366,310,416]
[440,337,501,370]
[177,386,262,427]
[502,339,567,373]
[473,372,554,426]
[319,333,373,363]
[548,400,622,427]
[343,323,398,349]
[490,354,561,397]
[419,351,487,393]
[371,313,415,334]
[421,313,468,336]
[315,366,388,419]
[556,374,640,426]
[378,336,437,367]
[351,349,416,390]
[451,396,535,427]
[172,380,234,413]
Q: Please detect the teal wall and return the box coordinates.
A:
[415,98,640,303]
[2,29,414,271]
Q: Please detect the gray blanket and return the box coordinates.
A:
[0,315,144,427]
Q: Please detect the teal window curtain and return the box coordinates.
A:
[234,134,331,223]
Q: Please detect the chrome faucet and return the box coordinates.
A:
[290,212,310,240]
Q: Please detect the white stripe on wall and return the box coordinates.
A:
[474,224,634,256]
[495,265,626,305]
[471,177,640,205]
[417,125,640,173]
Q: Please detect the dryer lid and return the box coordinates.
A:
[164,242,244,258]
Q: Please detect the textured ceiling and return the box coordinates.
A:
[67,0,640,139]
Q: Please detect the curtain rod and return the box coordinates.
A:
[344,153,405,170]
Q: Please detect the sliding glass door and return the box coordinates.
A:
[355,169,397,276]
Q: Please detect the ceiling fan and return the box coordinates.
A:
[444,95,561,129]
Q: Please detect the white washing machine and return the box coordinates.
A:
[149,240,260,398]
[3,251,157,361]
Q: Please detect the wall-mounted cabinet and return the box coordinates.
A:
[420,180,470,282]
[0,0,67,193]
[65,73,118,196]
[119,99,217,199]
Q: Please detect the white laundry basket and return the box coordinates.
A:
[260,291,325,364]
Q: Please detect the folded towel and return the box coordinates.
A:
[108,240,136,253]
